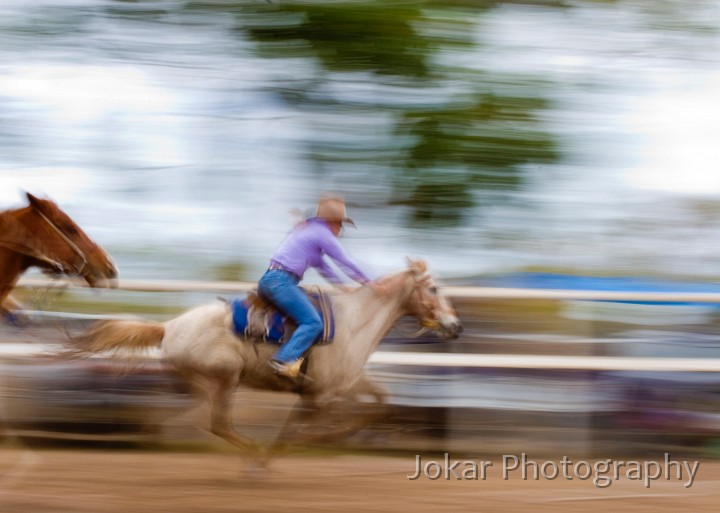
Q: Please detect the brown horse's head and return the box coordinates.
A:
[403,258,462,339]
[23,192,118,288]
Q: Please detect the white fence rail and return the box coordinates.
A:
[0,344,718,373]
[11,277,720,373]
[16,277,720,302]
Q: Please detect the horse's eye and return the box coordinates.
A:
[65,225,79,236]
[428,286,438,295]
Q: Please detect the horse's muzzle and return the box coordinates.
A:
[440,319,463,339]
[84,263,119,289]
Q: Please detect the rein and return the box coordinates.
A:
[391,321,430,339]
[34,209,89,277]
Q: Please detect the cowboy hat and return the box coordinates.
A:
[315,195,356,227]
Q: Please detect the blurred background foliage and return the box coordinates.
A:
[3,0,719,281]
[183,0,561,226]
[5,0,711,231]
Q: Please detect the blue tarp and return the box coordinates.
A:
[469,273,720,307]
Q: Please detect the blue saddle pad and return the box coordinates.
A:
[229,292,334,345]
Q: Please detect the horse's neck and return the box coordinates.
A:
[0,209,46,308]
[333,274,411,364]
[0,248,27,308]
[0,209,54,266]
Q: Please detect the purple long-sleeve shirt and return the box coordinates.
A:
[269,218,371,285]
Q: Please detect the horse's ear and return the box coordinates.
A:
[26,192,41,209]
[405,257,427,275]
[26,193,54,217]
[416,260,427,274]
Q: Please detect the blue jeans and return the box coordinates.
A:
[257,269,323,363]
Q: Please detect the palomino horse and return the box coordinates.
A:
[71,259,462,459]
[0,192,118,319]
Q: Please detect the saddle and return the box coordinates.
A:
[229,288,335,345]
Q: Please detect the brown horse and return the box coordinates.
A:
[0,192,118,320]
[70,259,461,463]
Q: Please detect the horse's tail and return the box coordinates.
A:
[70,319,165,358]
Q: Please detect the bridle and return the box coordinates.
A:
[413,272,443,329]
[34,209,89,277]
[395,270,443,338]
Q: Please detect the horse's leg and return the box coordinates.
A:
[1,294,22,312]
[277,402,373,447]
[207,373,266,464]
[268,375,390,453]
[1,294,27,326]
[268,396,386,455]
[350,376,388,405]
[268,400,377,451]
[343,377,397,445]
[268,394,318,455]
[281,378,391,448]
[175,364,266,463]
[347,377,391,427]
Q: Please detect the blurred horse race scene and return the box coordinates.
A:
[2,1,720,512]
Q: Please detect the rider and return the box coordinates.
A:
[259,194,385,379]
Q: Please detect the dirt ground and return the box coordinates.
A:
[0,444,718,513]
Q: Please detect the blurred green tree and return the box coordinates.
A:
[189,0,560,225]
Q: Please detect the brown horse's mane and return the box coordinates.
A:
[0,205,56,264]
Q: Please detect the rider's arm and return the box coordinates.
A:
[320,234,371,285]
[315,258,344,285]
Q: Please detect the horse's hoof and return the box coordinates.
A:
[3,311,30,327]
[243,459,269,483]
[253,447,274,470]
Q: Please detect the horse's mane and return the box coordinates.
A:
[0,207,43,255]
[375,259,427,287]
[375,268,410,288]
[0,197,74,271]
[0,196,63,227]
[0,205,24,221]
